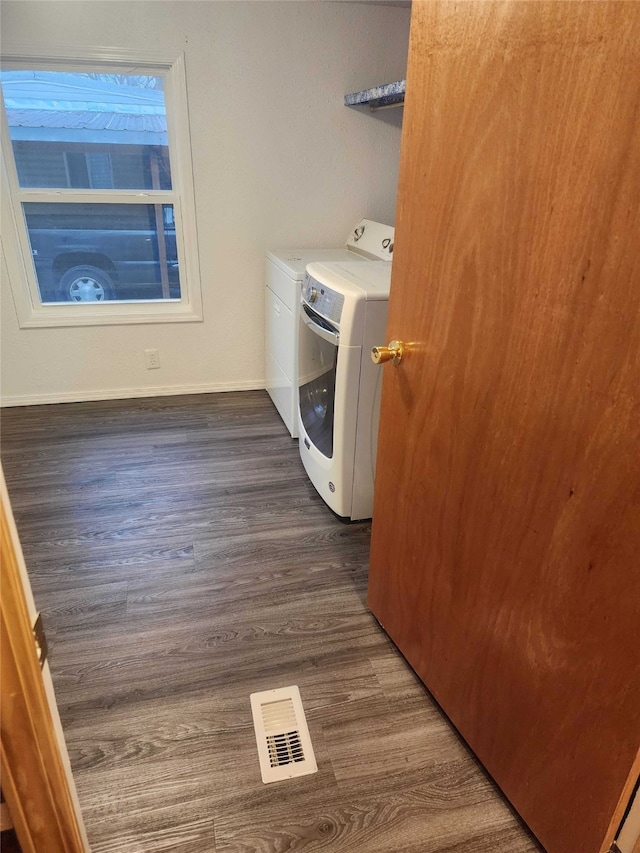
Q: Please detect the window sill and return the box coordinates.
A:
[14,299,203,328]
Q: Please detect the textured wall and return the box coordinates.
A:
[0,1,410,404]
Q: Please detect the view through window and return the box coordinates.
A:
[1,70,182,304]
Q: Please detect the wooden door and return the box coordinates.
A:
[368,4,640,853]
[1,470,87,853]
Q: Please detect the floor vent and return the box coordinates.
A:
[250,686,317,784]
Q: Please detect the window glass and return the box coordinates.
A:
[0,55,200,323]
[24,202,180,303]
[1,70,172,190]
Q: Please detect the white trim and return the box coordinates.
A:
[1,43,183,68]
[164,51,202,322]
[0,380,266,408]
[10,301,204,328]
[0,48,203,328]
[15,190,175,204]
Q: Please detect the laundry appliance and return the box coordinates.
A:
[265,220,393,437]
[297,260,392,520]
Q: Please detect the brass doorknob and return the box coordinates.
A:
[371,340,404,366]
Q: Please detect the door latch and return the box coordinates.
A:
[32,612,48,669]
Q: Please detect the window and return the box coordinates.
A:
[0,50,202,327]
[64,152,114,190]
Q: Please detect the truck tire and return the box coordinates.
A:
[58,266,116,302]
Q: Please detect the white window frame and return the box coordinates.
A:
[0,44,203,328]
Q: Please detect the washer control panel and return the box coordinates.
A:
[303,274,344,324]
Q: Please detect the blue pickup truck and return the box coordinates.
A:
[26,203,180,303]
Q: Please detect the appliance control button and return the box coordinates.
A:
[308,286,318,303]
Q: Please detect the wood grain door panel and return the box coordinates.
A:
[368,4,640,853]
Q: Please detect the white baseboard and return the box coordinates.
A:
[0,380,265,407]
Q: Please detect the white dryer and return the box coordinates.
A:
[297,260,392,520]
[265,220,393,437]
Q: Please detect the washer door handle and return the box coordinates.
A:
[302,308,340,346]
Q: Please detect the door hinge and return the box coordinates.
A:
[32,611,48,669]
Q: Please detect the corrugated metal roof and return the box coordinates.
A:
[1,70,166,112]
[5,108,167,133]
[1,71,168,140]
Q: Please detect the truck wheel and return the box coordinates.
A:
[58,266,116,302]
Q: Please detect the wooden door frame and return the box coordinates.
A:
[610,761,640,853]
[1,476,87,853]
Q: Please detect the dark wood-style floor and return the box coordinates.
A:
[1,392,541,853]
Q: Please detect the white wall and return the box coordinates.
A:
[0,0,410,405]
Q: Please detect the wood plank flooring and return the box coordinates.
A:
[1,392,542,853]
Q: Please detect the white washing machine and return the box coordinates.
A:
[297,260,392,520]
[265,220,393,437]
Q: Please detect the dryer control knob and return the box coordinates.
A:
[308,286,318,303]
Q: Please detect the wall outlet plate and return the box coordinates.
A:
[144,349,160,369]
